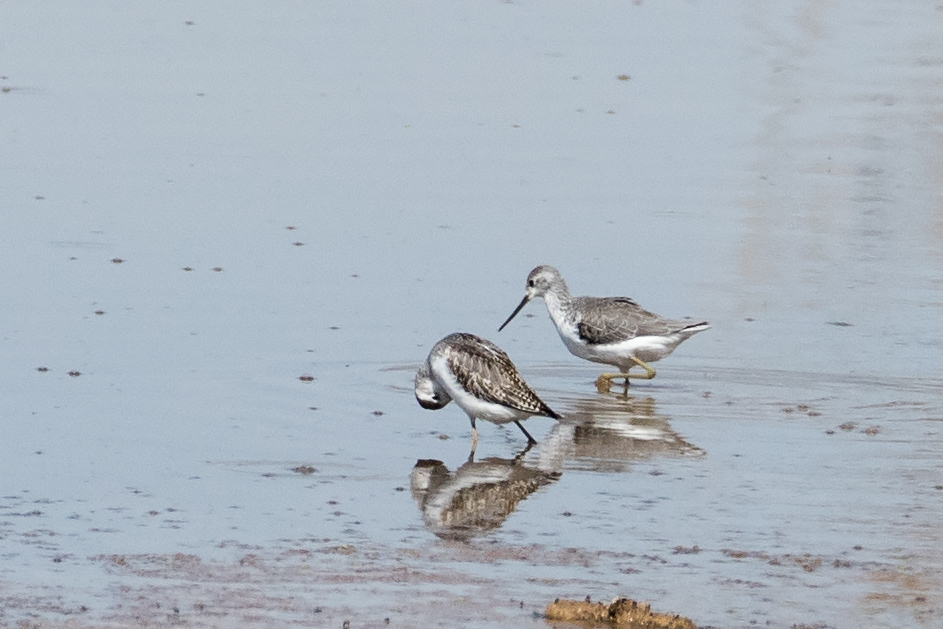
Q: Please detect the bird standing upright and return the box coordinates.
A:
[499,265,709,393]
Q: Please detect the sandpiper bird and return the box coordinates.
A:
[415,333,560,453]
[499,265,709,393]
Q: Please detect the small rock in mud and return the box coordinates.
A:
[546,597,695,628]
[292,465,317,475]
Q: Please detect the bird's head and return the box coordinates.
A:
[414,360,451,410]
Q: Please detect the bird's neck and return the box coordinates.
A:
[542,285,573,325]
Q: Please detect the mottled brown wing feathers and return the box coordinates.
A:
[446,335,558,418]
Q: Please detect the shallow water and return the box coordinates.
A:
[2,1,942,627]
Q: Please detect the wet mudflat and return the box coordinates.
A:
[2,1,943,628]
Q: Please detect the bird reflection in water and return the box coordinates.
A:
[411,394,703,539]
[541,395,705,474]
[410,444,561,541]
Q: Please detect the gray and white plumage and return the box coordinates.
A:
[415,333,560,449]
[499,265,709,375]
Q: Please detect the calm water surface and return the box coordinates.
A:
[2,1,942,627]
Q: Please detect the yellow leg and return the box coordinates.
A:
[594,357,657,393]
[469,418,479,455]
[628,355,657,379]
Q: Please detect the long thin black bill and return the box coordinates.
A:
[498,295,531,331]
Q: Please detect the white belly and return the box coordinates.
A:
[556,323,683,372]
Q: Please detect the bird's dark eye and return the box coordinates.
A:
[527,279,535,287]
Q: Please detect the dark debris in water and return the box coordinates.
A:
[672,545,701,555]
[826,321,853,327]
[720,549,863,573]
[780,403,822,417]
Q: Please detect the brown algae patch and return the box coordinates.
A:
[546,597,695,628]
[721,549,826,572]
[864,565,942,619]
